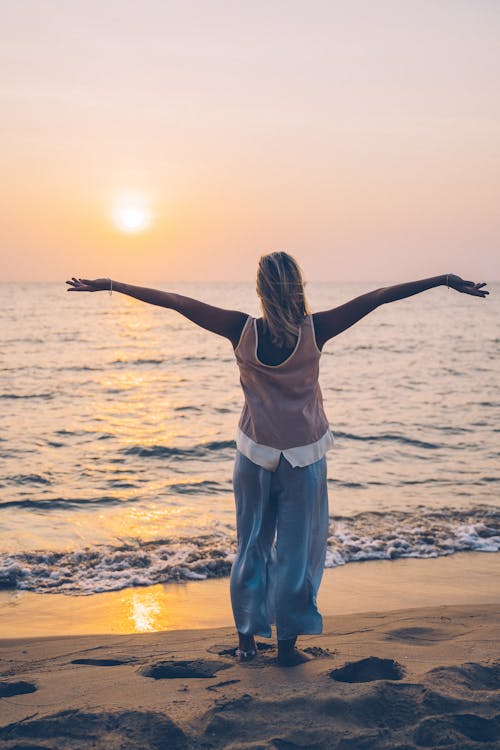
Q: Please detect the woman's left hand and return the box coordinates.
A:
[66,277,111,292]
[447,275,489,298]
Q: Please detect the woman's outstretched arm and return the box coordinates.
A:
[313,274,489,349]
[66,277,248,348]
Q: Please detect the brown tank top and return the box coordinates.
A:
[234,314,331,452]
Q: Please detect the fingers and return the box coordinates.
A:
[66,277,93,292]
[462,287,488,297]
[472,283,489,295]
[471,282,489,296]
[457,280,489,298]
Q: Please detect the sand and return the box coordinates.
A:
[1,554,499,748]
[1,601,499,749]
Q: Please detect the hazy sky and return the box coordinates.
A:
[1,0,499,282]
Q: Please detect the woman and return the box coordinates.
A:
[67,253,488,667]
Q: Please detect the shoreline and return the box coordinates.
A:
[1,550,499,638]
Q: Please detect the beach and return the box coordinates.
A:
[2,0,500,744]
[1,553,499,749]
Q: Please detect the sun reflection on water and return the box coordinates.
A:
[129,590,163,632]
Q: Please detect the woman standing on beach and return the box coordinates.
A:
[67,253,488,666]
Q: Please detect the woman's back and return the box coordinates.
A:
[234,314,333,468]
[255,318,299,366]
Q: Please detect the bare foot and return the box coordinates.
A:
[237,632,257,662]
[277,637,314,667]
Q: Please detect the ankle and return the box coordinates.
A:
[278,637,297,654]
[277,638,314,667]
[238,632,255,647]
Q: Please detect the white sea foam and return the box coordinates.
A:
[0,507,497,595]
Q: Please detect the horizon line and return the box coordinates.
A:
[1,278,498,286]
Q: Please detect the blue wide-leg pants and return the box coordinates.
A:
[230,450,329,640]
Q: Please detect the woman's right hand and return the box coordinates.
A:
[447,274,489,297]
[66,277,111,292]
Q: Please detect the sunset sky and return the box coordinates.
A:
[1,0,499,282]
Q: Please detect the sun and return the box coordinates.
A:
[112,195,153,234]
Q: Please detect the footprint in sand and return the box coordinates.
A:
[71,658,131,666]
[425,661,500,692]
[330,656,405,683]
[384,625,457,644]
[139,659,232,679]
[414,712,500,746]
[0,709,187,749]
[0,680,37,698]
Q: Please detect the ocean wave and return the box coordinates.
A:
[0,475,232,507]
[4,473,52,486]
[167,480,230,495]
[1,506,497,595]
[61,364,103,371]
[326,506,500,568]
[0,495,125,510]
[0,392,54,400]
[54,429,114,440]
[122,439,236,459]
[334,431,441,450]
[0,536,234,594]
[112,357,165,366]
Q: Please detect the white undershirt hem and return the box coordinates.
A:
[236,427,334,471]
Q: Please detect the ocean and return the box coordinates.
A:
[1,281,498,596]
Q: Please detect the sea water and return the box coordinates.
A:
[0,281,498,594]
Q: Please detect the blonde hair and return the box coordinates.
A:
[256,252,310,348]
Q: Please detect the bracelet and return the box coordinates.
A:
[446,274,449,289]
[109,278,113,296]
